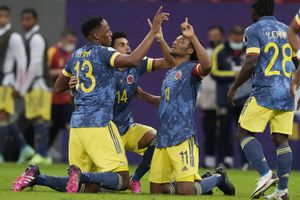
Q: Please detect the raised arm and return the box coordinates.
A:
[114,7,169,68]
[181,18,212,76]
[136,86,161,107]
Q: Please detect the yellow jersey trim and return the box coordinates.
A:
[211,44,236,77]
[295,14,300,27]
[110,52,121,67]
[246,47,261,55]
[62,69,72,77]
[147,58,154,73]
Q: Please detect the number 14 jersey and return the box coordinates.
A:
[244,16,296,111]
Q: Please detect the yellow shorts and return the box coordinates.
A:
[239,97,294,135]
[0,86,14,115]
[149,137,201,183]
[121,123,156,155]
[69,121,129,173]
[25,88,52,121]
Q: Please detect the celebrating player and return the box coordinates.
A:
[227,0,297,199]
[12,7,169,193]
[138,18,235,196]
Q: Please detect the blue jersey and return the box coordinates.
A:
[157,61,201,148]
[113,57,153,135]
[63,43,120,128]
[244,16,295,111]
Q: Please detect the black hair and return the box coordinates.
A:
[208,25,224,34]
[0,6,10,13]
[81,16,103,38]
[111,32,127,47]
[252,0,275,17]
[61,28,77,38]
[21,8,38,19]
[229,25,244,35]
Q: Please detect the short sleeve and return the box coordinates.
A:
[100,47,121,67]
[136,57,154,75]
[295,9,300,27]
[244,26,261,55]
[62,58,73,78]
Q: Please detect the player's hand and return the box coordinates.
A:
[297,98,300,110]
[135,86,144,99]
[181,17,195,39]
[150,6,170,34]
[147,18,164,42]
[227,87,236,106]
[290,77,300,96]
[69,76,77,90]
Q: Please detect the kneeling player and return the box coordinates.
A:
[138,18,235,196]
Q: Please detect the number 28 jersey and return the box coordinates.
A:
[62,43,119,128]
[244,16,295,111]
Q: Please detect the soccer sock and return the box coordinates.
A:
[0,123,9,155]
[33,121,49,157]
[81,172,122,191]
[9,123,27,149]
[240,136,270,176]
[37,175,68,192]
[276,145,292,190]
[132,138,156,181]
[195,175,222,195]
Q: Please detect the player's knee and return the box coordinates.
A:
[176,184,194,195]
[237,124,254,141]
[272,133,289,147]
[150,182,170,194]
[118,171,129,191]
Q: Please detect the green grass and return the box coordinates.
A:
[0,163,299,200]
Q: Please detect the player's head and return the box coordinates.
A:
[228,25,244,50]
[251,0,275,22]
[0,6,11,28]
[208,25,224,48]
[81,16,112,46]
[59,28,77,52]
[111,32,131,54]
[170,35,197,61]
[21,8,38,31]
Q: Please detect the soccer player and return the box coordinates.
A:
[18,8,52,164]
[0,5,35,163]
[12,7,169,193]
[227,0,296,199]
[137,18,235,196]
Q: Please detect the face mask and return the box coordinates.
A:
[229,41,244,50]
[63,43,76,52]
[209,40,221,48]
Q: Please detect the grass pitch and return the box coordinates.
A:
[0,163,299,200]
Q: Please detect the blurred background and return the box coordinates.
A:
[1,0,300,170]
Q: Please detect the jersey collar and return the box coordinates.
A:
[25,24,40,40]
[259,16,276,21]
[0,23,11,36]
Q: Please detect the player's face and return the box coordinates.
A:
[21,13,37,31]
[61,34,77,52]
[113,38,131,54]
[170,35,194,57]
[97,19,112,47]
[0,10,10,28]
[208,28,223,48]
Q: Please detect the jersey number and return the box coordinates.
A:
[264,42,293,78]
[74,60,96,93]
[116,90,127,103]
[164,87,170,101]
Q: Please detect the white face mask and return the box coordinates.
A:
[229,41,244,50]
[63,43,76,52]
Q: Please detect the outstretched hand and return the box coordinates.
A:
[150,6,170,34]
[181,17,195,39]
[147,18,164,42]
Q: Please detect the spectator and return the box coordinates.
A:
[0,5,35,163]
[19,8,52,165]
[48,28,77,162]
[197,25,224,168]
[211,25,251,168]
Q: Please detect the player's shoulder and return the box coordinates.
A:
[245,23,259,35]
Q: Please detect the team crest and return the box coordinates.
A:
[175,71,182,80]
[127,75,134,84]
